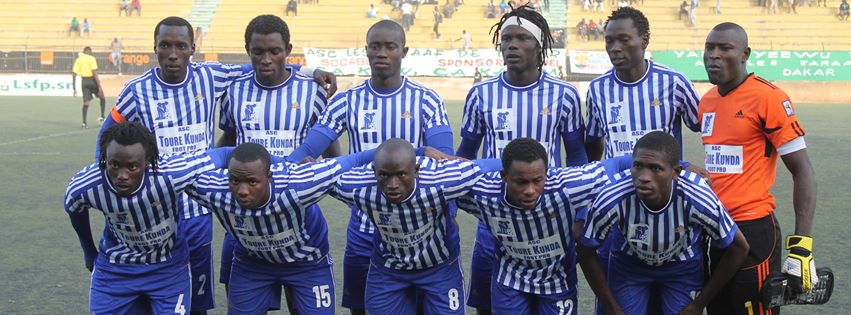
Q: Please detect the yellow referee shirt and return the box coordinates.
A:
[72,53,98,77]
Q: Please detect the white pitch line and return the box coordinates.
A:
[0,130,91,147]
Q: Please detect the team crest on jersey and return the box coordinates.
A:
[782,100,795,116]
[494,110,514,131]
[608,104,623,124]
[675,225,686,233]
[115,212,129,225]
[652,98,661,106]
[195,92,204,102]
[628,224,650,245]
[359,109,380,132]
[495,219,514,236]
[402,111,413,120]
[701,112,715,137]
[291,101,300,109]
[378,213,392,226]
[241,103,258,122]
[540,107,551,116]
[151,200,160,207]
[234,216,247,229]
[151,99,174,121]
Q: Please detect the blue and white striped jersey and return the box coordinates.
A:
[64,152,217,271]
[219,69,327,157]
[332,158,484,271]
[580,170,737,266]
[586,61,701,159]
[455,162,613,295]
[317,78,452,235]
[112,62,247,219]
[460,71,584,166]
[187,159,345,265]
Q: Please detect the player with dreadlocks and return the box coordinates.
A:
[457,4,587,314]
[65,122,235,314]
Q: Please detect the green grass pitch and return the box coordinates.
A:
[0,96,847,313]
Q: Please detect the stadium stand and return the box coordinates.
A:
[1,0,848,53]
[565,0,851,50]
[0,0,193,52]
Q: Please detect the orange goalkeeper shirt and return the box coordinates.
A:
[698,74,805,222]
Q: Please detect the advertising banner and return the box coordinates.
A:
[0,74,76,96]
[568,50,612,74]
[304,47,567,77]
[652,50,851,81]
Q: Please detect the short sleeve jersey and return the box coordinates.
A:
[460,71,584,166]
[698,74,805,221]
[585,61,701,159]
[73,53,98,77]
[219,69,327,157]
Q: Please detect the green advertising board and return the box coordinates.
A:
[652,50,851,81]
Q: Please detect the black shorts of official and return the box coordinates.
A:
[81,77,100,102]
[705,212,781,315]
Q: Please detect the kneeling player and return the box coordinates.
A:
[64,122,234,314]
[330,139,501,315]
[186,143,376,315]
[576,131,749,315]
[454,138,632,315]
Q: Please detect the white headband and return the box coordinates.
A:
[500,16,543,45]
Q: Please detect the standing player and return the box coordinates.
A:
[64,122,233,314]
[72,46,106,128]
[456,6,587,314]
[330,139,500,315]
[701,22,818,315]
[97,16,337,314]
[214,15,341,313]
[577,131,749,315]
[287,20,455,315]
[585,7,700,161]
[454,138,631,314]
[187,143,377,315]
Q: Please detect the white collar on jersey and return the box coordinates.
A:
[242,183,274,210]
[612,59,652,85]
[102,167,150,197]
[253,66,295,89]
[381,180,418,204]
[154,66,191,87]
[501,188,542,210]
[638,179,675,213]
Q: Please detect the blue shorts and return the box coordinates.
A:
[89,263,192,315]
[179,214,214,312]
[228,255,335,315]
[467,222,496,309]
[365,258,465,315]
[341,216,373,310]
[491,281,577,315]
[219,232,237,285]
[608,253,703,315]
